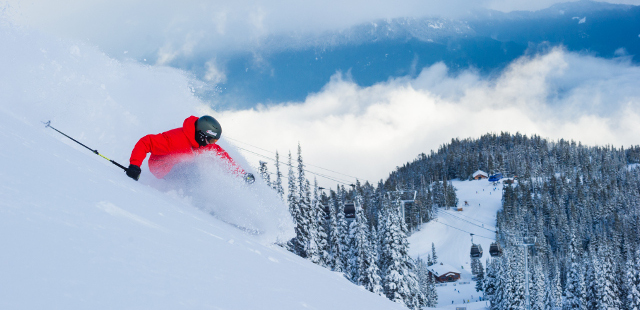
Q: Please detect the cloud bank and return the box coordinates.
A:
[219,48,640,187]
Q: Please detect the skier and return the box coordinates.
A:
[125,115,254,184]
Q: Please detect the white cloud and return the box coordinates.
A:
[217,48,640,188]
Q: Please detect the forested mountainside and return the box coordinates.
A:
[388,132,640,185]
[386,132,640,309]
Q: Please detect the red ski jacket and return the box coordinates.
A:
[129,116,243,179]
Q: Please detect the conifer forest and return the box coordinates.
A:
[261,133,640,310]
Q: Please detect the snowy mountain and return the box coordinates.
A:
[0,20,408,310]
[196,0,640,107]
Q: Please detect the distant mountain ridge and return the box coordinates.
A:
[195,0,640,107]
[256,0,637,52]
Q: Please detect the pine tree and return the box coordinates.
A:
[493,255,507,310]
[471,257,481,277]
[363,225,383,295]
[431,242,438,265]
[551,263,563,310]
[304,180,320,264]
[295,145,312,259]
[380,193,414,308]
[427,270,438,307]
[336,187,350,274]
[597,244,622,310]
[475,259,485,293]
[350,187,371,285]
[312,179,329,267]
[565,233,586,310]
[286,151,303,256]
[258,160,271,187]
[405,259,427,309]
[531,257,546,310]
[273,151,284,199]
[626,255,640,310]
[627,249,640,310]
[484,258,498,307]
[415,258,430,303]
[328,194,343,272]
[585,253,599,310]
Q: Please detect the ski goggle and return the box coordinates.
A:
[203,129,220,144]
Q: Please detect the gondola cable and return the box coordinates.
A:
[225,135,368,182]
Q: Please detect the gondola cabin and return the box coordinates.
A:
[322,202,355,220]
[470,244,483,258]
[344,202,355,219]
[489,242,503,257]
[488,173,503,182]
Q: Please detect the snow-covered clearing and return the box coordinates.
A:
[409,179,503,309]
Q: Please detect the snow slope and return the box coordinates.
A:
[409,179,503,308]
[0,20,406,310]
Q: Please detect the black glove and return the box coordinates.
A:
[244,173,255,184]
[126,164,141,181]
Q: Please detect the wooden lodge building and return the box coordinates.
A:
[427,263,462,283]
[472,170,488,180]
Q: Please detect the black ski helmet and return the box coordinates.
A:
[196,115,222,143]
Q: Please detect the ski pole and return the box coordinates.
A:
[43,120,127,171]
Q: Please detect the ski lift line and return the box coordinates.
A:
[440,207,497,228]
[224,135,367,182]
[437,208,492,227]
[243,149,353,185]
[435,210,497,233]
[431,220,495,240]
[230,141,354,184]
[238,147,350,185]
[435,210,497,234]
[233,145,354,186]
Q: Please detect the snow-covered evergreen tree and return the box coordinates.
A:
[471,257,481,277]
[304,180,320,264]
[565,233,586,310]
[431,242,438,265]
[427,270,438,307]
[380,193,414,308]
[531,257,546,310]
[626,249,640,310]
[273,151,284,200]
[312,178,329,267]
[295,145,313,259]
[328,193,344,273]
[549,263,563,310]
[585,254,599,310]
[286,151,303,256]
[363,225,383,295]
[484,258,498,308]
[336,187,350,274]
[405,259,427,310]
[475,259,485,293]
[258,160,271,187]
[596,244,622,310]
[349,186,371,285]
